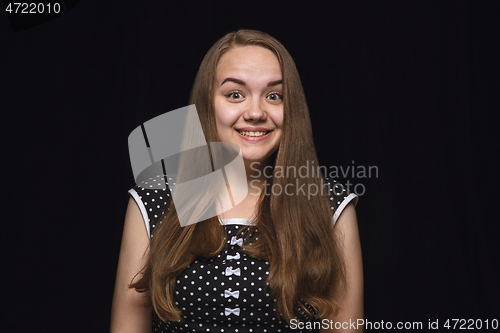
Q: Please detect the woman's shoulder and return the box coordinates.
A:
[324,177,359,226]
[128,177,173,239]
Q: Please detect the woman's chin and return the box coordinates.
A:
[243,158,265,168]
[243,154,276,170]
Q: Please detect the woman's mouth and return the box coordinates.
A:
[235,129,273,141]
[236,130,270,137]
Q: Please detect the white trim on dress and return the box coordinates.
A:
[128,188,151,239]
[219,218,256,226]
[333,193,358,227]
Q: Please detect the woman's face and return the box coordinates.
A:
[214,45,283,169]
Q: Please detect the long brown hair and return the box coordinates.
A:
[131,29,346,322]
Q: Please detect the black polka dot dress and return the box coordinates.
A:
[128,177,358,333]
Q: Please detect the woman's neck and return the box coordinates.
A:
[244,159,272,195]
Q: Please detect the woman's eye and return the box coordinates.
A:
[267,93,282,101]
[227,91,244,99]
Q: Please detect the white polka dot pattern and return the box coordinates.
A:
[128,177,357,332]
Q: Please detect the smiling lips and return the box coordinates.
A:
[237,130,269,137]
[235,129,272,141]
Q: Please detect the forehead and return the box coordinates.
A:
[216,45,282,82]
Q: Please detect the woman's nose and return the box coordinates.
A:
[243,101,267,121]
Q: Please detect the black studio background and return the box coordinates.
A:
[2,1,499,332]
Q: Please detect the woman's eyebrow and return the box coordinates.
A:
[221,77,245,86]
[267,79,282,87]
[220,78,283,87]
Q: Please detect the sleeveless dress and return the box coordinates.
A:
[128,177,358,333]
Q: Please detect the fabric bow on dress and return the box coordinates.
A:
[224,308,240,316]
[230,236,243,246]
[225,267,241,276]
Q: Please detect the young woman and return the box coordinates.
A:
[111,29,363,333]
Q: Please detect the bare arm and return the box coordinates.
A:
[321,203,364,332]
[110,197,152,333]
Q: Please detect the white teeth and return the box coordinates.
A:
[238,130,268,137]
